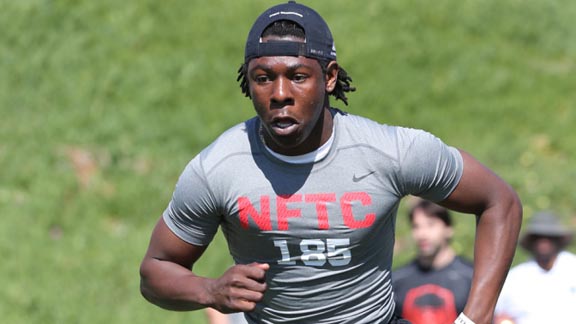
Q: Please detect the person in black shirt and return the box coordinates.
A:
[393,199,473,324]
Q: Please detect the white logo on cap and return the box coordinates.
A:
[269,11,303,18]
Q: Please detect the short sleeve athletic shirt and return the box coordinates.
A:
[163,108,463,324]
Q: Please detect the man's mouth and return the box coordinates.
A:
[418,242,430,250]
[273,120,295,129]
[270,118,298,134]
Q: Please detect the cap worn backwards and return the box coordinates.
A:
[244,1,337,63]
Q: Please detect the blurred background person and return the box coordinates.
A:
[392,199,473,324]
[494,211,576,324]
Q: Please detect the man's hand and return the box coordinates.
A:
[207,263,269,313]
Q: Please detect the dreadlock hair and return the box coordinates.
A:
[237,20,356,105]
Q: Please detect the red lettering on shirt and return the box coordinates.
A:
[340,192,376,229]
[305,193,337,230]
[277,194,302,230]
[237,192,374,231]
[238,196,272,230]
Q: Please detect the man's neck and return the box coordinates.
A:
[419,246,456,270]
[536,253,559,271]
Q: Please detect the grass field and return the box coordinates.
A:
[1,0,575,323]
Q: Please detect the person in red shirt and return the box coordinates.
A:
[393,199,474,324]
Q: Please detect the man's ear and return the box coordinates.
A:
[325,61,339,93]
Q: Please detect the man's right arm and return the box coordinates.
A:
[139,218,269,313]
[440,151,522,324]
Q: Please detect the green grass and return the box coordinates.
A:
[1,0,575,322]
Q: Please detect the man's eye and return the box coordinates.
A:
[293,74,308,82]
[255,75,270,83]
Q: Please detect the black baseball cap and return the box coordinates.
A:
[244,1,337,63]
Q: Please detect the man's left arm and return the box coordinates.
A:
[440,150,522,324]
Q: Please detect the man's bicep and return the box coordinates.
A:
[440,149,515,215]
[144,217,208,269]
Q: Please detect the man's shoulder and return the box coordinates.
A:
[194,118,258,169]
[507,259,540,278]
[558,251,576,267]
[446,256,474,281]
[202,118,257,153]
[452,256,474,269]
[335,108,415,133]
[559,250,576,259]
[392,260,421,281]
[334,109,431,149]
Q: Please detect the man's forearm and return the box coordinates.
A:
[462,192,522,324]
[140,257,211,311]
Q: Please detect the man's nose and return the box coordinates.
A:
[271,77,293,105]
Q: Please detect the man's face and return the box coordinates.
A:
[411,209,453,258]
[246,35,336,156]
[529,235,563,263]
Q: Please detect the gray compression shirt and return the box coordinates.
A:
[163,108,463,324]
